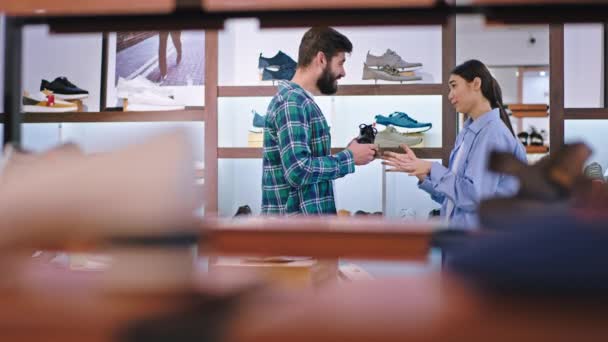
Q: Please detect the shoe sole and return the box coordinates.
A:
[42,90,89,100]
[375,135,423,148]
[53,93,89,100]
[362,67,422,82]
[376,123,431,134]
[126,104,186,112]
[365,61,423,71]
[23,105,77,113]
[249,127,264,133]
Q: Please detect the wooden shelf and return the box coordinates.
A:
[218,147,443,159]
[0,109,206,123]
[2,0,174,16]
[526,145,549,154]
[564,108,608,120]
[202,0,436,12]
[218,84,444,97]
[203,216,435,260]
[512,111,549,118]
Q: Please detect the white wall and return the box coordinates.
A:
[488,67,518,104]
[564,24,604,108]
[23,25,103,112]
[563,24,607,170]
[456,15,549,66]
[566,120,608,172]
[219,19,442,85]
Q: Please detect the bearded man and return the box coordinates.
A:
[261,27,377,216]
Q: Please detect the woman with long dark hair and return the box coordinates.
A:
[382,59,526,228]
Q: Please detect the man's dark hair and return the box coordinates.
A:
[297,27,352,68]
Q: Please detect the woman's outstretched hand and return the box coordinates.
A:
[381,144,432,181]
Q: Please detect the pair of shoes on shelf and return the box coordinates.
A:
[363,49,423,83]
[518,126,547,146]
[259,51,297,84]
[22,76,88,113]
[366,49,422,70]
[117,76,185,111]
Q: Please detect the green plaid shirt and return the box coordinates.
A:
[262,81,355,216]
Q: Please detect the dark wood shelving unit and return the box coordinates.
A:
[217,84,444,97]
[0,109,206,123]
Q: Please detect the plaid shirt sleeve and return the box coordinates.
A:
[274,97,354,188]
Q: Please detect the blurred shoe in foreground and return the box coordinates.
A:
[0,130,199,249]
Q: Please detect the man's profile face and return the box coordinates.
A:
[317,52,346,95]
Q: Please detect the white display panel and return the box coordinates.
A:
[219,158,385,217]
[218,95,443,148]
[488,67,519,105]
[219,19,442,86]
[59,122,204,159]
[218,157,443,220]
[384,159,443,220]
[334,159,383,214]
[565,120,608,172]
[564,24,604,109]
[219,158,263,217]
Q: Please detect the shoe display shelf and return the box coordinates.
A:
[508,103,550,156]
[526,145,550,154]
[216,20,456,164]
[4,2,608,218]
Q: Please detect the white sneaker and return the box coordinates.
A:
[126,90,185,111]
[117,76,174,99]
[399,208,417,221]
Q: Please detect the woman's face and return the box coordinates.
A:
[448,74,478,114]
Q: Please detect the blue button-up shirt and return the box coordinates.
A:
[419,108,527,229]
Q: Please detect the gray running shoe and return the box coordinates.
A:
[362,63,422,83]
[365,49,423,70]
[375,126,423,148]
[584,162,605,182]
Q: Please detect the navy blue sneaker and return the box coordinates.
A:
[40,77,89,100]
[375,112,432,134]
[250,110,265,133]
[258,51,297,69]
[262,66,296,82]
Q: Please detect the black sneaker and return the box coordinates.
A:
[356,123,377,144]
[428,208,441,218]
[40,77,89,100]
[529,127,544,146]
[517,131,529,146]
[234,205,252,217]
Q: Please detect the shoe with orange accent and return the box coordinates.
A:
[22,91,78,113]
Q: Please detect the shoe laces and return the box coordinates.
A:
[385,49,405,61]
[59,77,77,88]
[390,112,416,123]
[379,65,401,76]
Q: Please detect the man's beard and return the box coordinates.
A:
[316,65,339,95]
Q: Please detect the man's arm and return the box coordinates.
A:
[275,99,355,188]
